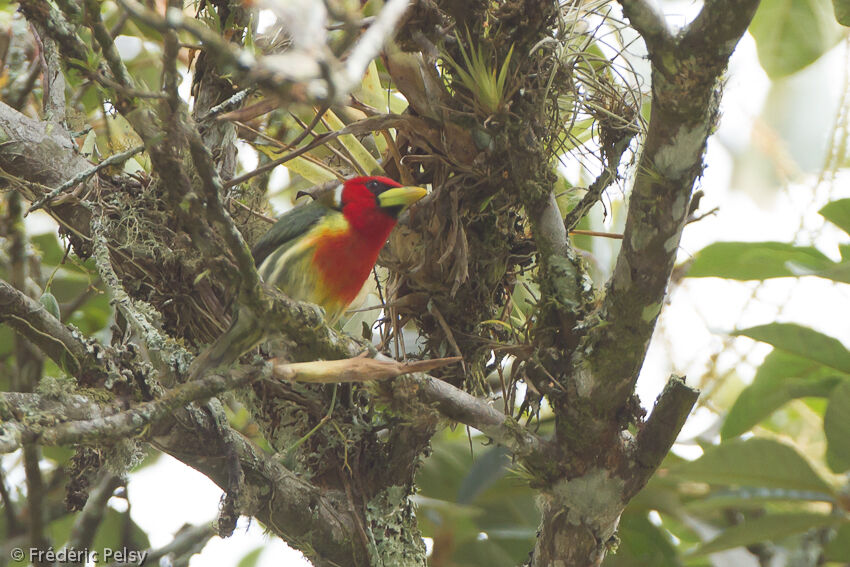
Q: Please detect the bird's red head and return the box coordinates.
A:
[337,176,427,237]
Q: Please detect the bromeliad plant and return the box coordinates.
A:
[443,32,516,117]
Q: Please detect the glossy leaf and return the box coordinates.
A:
[322,109,383,176]
[39,291,61,320]
[820,198,850,234]
[41,445,75,464]
[236,547,264,567]
[254,142,338,185]
[67,291,112,335]
[691,512,841,556]
[749,0,842,77]
[451,538,522,567]
[0,326,14,358]
[734,323,850,373]
[811,260,850,283]
[722,349,846,438]
[686,242,833,280]
[683,486,836,510]
[669,438,833,494]
[91,508,150,555]
[824,522,850,560]
[824,380,850,472]
[834,0,850,24]
[603,512,679,567]
[416,431,538,566]
[457,446,511,504]
[31,232,67,266]
[357,59,389,114]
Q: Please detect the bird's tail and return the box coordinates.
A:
[187,306,266,381]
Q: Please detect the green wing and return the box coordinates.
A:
[252,201,329,266]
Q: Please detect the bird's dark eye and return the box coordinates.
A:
[366,180,380,192]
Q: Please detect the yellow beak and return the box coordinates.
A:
[377,186,428,210]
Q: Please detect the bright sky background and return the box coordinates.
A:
[4,5,849,567]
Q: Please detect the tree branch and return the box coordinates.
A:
[582,0,760,416]
[149,407,369,567]
[24,443,50,567]
[116,0,410,104]
[0,367,266,454]
[27,145,144,215]
[19,0,152,101]
[18,0,88,68]
[625,375,699,498]
[0,101,96,234]
[338,0,412,98]
[682,0,762,61]
[0,347,529,564]
[90,215,190,376]
[83,0,135,91]
[274,354,550,465]
[0,279,101,379]
[62,473,123,560]
[564,130,637,230]
[0,464,20,536]
[405,374,550,461]
[186,132,261,299]
[34,24,66,124]
[523,190,590,362]
[105,523,214,567]
[274,350,550,465]
[617,0,674,55]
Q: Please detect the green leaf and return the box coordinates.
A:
[41,445,75,464]
[80,127,99,158]
[824,381,850,472]
[749,0,843,77]
[322,109,383,176]
[67,291,111,335]
[722,350,847,438]
[39,291,61,320]
[357,59,389,114]
[414,495,483,520]
[357,60,389,154]
[457,447,510,504]
[0,324,13,358]
[686,242,833,280]
[451,538,521,567]
[32,232,66,266]
[416,430,539,566]
[734,323,850,374]
[236,547,264,567]
[691,513,842,556]
[669,438,833,494]
[683,487,836,510]
[604,512,678,567]
[811,260,850,284]
[825,522,850,560]
[820,198,850,234]
[832,0,850,24]
[91,508,150,553]
[282,155,338,185]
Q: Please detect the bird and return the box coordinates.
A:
[190,175,427,378]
